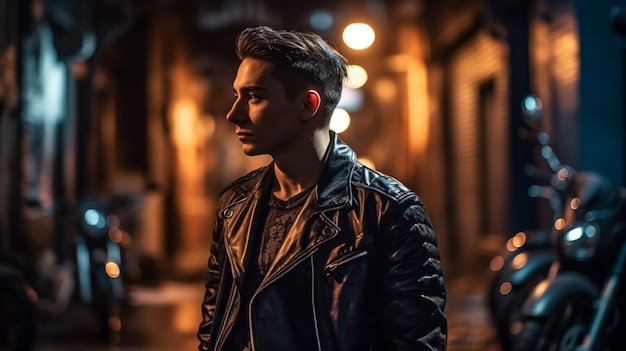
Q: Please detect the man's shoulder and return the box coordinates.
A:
[350,162,418,203]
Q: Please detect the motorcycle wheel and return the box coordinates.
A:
[487,231,552,326]
[493,272,546,350]
[0,275,36,351]
[512,298,603,351]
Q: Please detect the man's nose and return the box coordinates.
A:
[226,99,245,124]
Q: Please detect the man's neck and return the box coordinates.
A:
[271,129,330,200]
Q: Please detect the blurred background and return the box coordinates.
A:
[1,0,625,350]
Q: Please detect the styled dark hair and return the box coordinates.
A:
[235,26,348,120]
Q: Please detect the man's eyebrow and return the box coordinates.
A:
[233,85,267,94]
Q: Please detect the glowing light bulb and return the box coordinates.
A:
[343,23,375,50]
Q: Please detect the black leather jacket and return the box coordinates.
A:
[198,133,447,350]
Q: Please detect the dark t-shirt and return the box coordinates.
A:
[227,187,313,350]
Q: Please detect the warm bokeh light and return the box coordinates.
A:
[506,238,517,252]
[109,228,124,243]
[330,108,351,133]
[555,217,566,231]
[173,300,201,333]
[499,282,512,295]
[345,64,368,89]
[374,78,397,102]
[510,321,524,336]
[511,232,527,247]
[105,261,121,279]
[490,255,504,271]
[531,280,549,298]
[557,167,570,181]
[27,288,39,302]
[109,316,122,332]
[511,253,528,270]
[342,23,375,50]
[171,98,199,148]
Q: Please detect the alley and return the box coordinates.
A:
[33,274,501,351]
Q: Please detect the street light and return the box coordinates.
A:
[330,108,351,133]
[345,64,368,89]
[342,23,375,50]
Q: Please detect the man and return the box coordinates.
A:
[198,26,447,351]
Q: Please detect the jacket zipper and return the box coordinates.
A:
[324,250,368,275]
[243,211,337,350]
[310,256,322,351]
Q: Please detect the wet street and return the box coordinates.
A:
[35,279,203,351]
[34,273,501,351]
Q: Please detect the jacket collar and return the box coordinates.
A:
[232,131,356,209]
[315,131,356,210]
[226,132,355,200]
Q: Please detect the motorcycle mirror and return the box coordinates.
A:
[521,94,543,124]
[519,94,565,173]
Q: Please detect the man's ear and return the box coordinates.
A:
[300,89,321,121]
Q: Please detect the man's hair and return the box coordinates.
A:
[235,26,348,120]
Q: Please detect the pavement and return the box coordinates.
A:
[446,274,502,351]
[33,273,502,351]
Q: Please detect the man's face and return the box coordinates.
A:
[226,58,305,157]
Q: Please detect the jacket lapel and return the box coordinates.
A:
[261,191,340,284]
[223,169,273,278]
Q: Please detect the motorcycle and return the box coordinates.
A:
[509,126,626,349]
[487,94,563,350]
[74,195,131,340]
[0,195,131,350]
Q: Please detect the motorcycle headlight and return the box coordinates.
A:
[560,222,600,261]
[81,207,108,237]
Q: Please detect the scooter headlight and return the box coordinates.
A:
[81,207,108,237]
[560,222,599,261]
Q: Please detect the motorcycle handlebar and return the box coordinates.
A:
[524,164,554,186]
[519,127,563,172]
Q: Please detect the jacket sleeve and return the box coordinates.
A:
[197,220,222,350]
[374,194,447,351]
